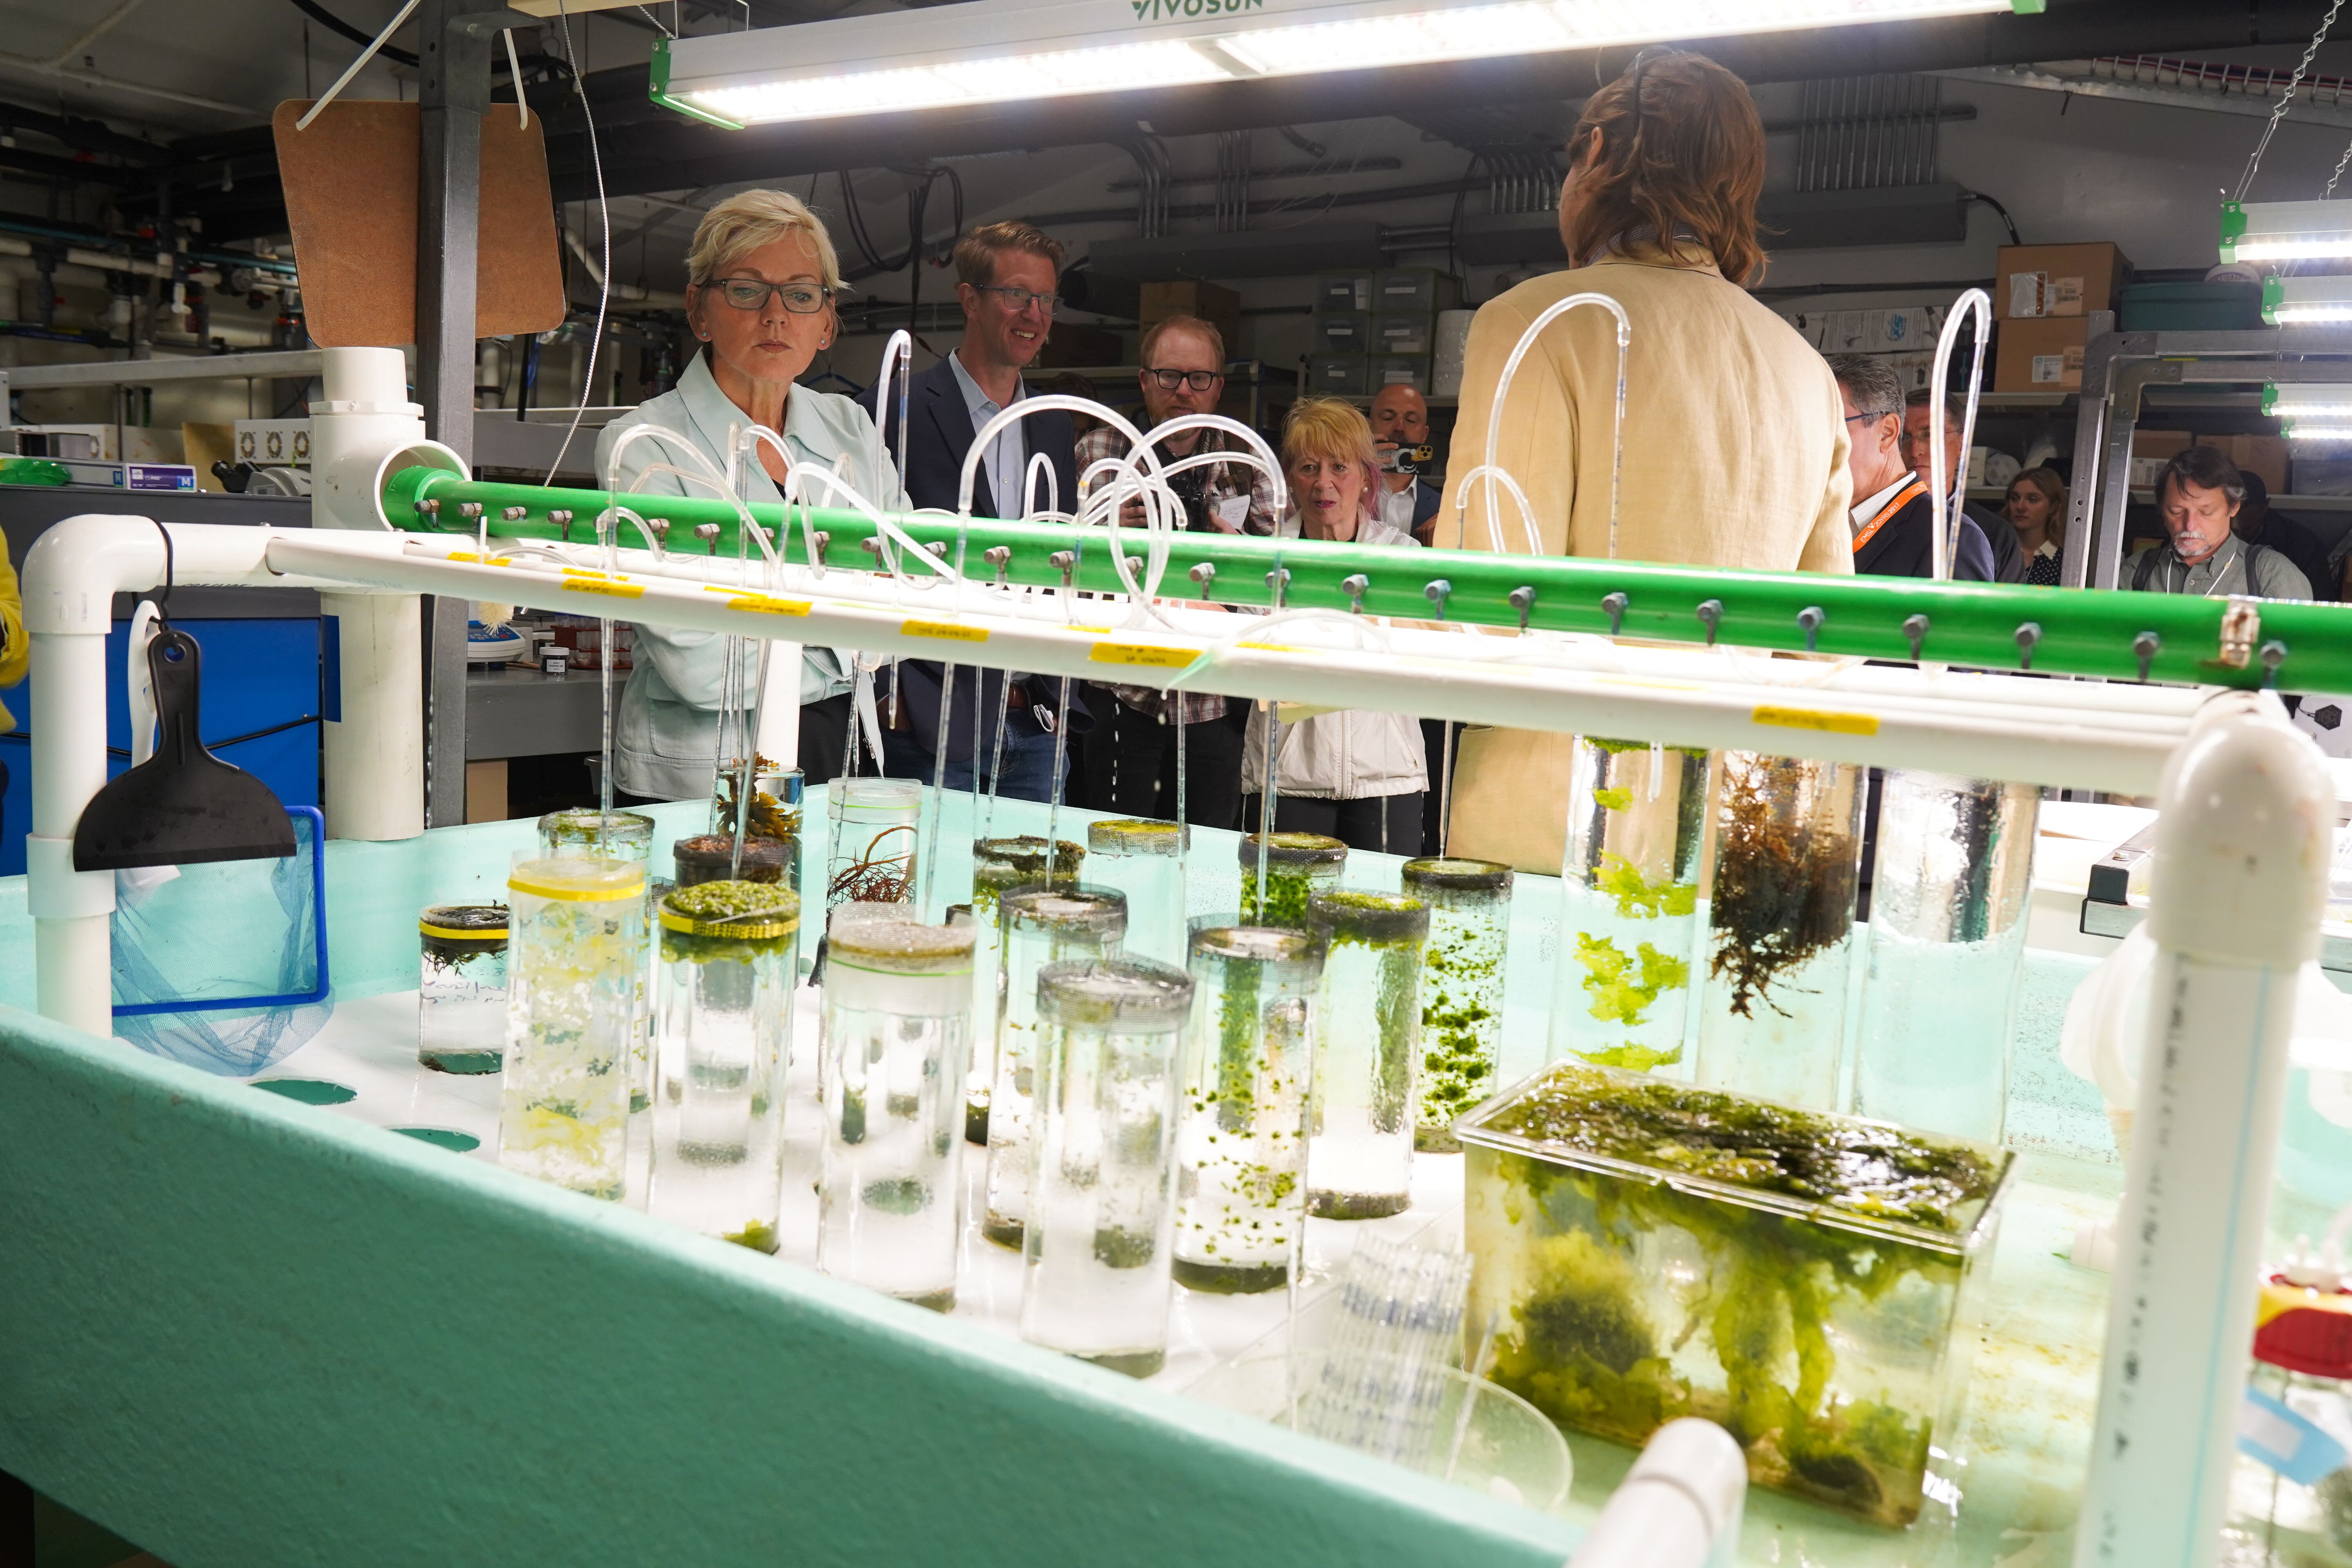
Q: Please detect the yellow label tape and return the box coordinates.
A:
[1236,640,1297,654]
[726,594,812,617]
[902,619,988,643]
[563,571,644,600]
[419,921,509,941]
[1750,704,1880,737]
[1089,641,1196,670]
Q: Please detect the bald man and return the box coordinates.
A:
[1370,382,1444,544]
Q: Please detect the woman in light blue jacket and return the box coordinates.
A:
[597,188,909,803]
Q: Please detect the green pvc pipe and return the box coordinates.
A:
[382,464,2352,691]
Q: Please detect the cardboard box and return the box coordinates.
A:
[1997,243,2131,319]
[1140,279,1242,356]
[2132,429,2192,461]
[2194,433,2289,494]
[1994,317,2088,392]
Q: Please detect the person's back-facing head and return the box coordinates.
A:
[2156,445,2245,567]
[1282,397,1381,543]
[1559,50,1767,284]
[954,220,1065,376]
[1826,353,1908,503]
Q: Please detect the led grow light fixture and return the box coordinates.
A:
[2223,200,2352,266]
[653,0,2035,129]
[2261,382,2352,439]
[2263,274,2352,326]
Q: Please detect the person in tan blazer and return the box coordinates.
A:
[1438,49,1853,871]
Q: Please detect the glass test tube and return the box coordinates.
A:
[1305,891,1430,1220]
[497,855,648,1200]
[826,778,922,908]
[1174,922,1323,1294]
[418,904,510,1074]
[650,882,800,1253]
[983,886,1128,1248]
[1236,833,1345,929]
[1401,857,1513,1151]
[1853,771,2038,1143]
[966,835,1084,1144]
[1693,752,1867,1114]
[816,913,977,1311]
[1549,739,1709,1077]
[1086,819,1186,967]
[1020,958,1196,1377]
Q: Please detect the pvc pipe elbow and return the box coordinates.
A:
[21,514,166,634]
[2148,690,2333,967]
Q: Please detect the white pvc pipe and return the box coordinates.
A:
[2074,690,2333,1568]
[1566,1418,1746,1568]
[319,592,425,840]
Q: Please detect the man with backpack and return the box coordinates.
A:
[2134,445,2314,599]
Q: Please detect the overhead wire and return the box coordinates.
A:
[2233,0,2343,203]
[543,0,612,486]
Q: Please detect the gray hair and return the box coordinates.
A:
[1826,353,1904,421]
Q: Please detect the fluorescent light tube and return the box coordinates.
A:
[656,0,2029,129]
[2223,201,2352,265]
[2261,382,2352,439]
[2263,274,2352,326]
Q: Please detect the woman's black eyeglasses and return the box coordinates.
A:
[1145,368,1222,392]
[709,278,833,314]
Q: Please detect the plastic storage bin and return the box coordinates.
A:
[1305,355,1369,396]
[1460,1060,2015,1527]
[1374,314,1434,357]
[1313,313,1371,355]
[1374,268,1451,316]
[1370,356,1431,394]
[1316,271,1372,313]
[2118,281,2262,332]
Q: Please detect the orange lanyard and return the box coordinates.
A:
[1852,477,1928,554]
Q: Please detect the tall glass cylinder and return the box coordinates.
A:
[540,808,659,1163]
[650,881,800,1252]
[983,887,1128,1248]
[1401,858,1512,1151]
[1175,922,1323,1294]
[539,808,655,861]
[418,904,509,1074]
[826,779,922,908]
[816,913,976,1311]
[1693,752,1867,1113]
[1087,819,1186,966]
[1549,739,1708,1076]
[1019,958,1195,1377]
[966,835,1084,1145]
[498,855,648,1200]
[1237,833,1345,929]
[1853,772,2038,1142]
[1306,891,1430,1220]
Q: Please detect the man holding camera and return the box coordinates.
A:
[1371,382,1445,545]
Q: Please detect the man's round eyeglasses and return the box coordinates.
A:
[974,285,1060,314]
[709,278,833,314]
[1145,368,1223,392]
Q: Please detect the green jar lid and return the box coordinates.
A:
[828,915,976,973]
[974,835,1085,878]
[1037,958,1194,1029]
[1402,857,1513,894]
[1089,818,1181,857]
[1237,832,1347,869]
[1187,922,1323,970]
[1308,889,1429,944]
[1003,885,1127,938]
[659,880,801,939]
[421,904,509,940]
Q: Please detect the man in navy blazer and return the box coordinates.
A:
[881,221,1086,800]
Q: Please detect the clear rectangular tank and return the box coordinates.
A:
[1458,1060,2013,1528]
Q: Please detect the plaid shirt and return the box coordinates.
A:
[1073,422,1278,724]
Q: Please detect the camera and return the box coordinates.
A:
[1379,443,1436,475]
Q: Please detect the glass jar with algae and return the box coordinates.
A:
[1400,857,1511,1152]
[498,855,649,1201]
[419,904,509,1074]
[1305,890,1429,1220]
[965,835,1084,1145]
[650,880,800,1254]
[1086,819,1185,966]
[1237,833,1345,930]
[1548,739,1707,1077]
[1458,1060,2013,1528]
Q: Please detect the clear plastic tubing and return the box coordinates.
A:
[1306,891,1431,1220]
[1550,741,1709,1079]
[418,903,509,1075]
[1853,772,2038,1143]
[497,855,648,1201]
[650,881,801,1254]
[983,886,1129,1248]
[826,778,923,908]
[1174,920,1323,1294]
[1691,752,1866,1114]
[1237,832,1346,929]
[1400,857,1512,1151]
[966,835,1085,1145]
[815,913,978,1312]
[1019,957,1196,1378]
[1087,818,1186,967]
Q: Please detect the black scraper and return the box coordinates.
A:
[73,625,297,871]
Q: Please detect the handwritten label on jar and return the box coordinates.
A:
[562,575,646,600]
[1090,641,1195,669]
[902,620,988,643]
[722,593,811,617]
[1751,704,1879,737]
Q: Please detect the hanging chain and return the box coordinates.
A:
[2235,0,2343,203]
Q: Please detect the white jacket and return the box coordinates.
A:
[1241,512,1429,800]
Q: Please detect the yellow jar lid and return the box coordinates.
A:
[508,857,647,902]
